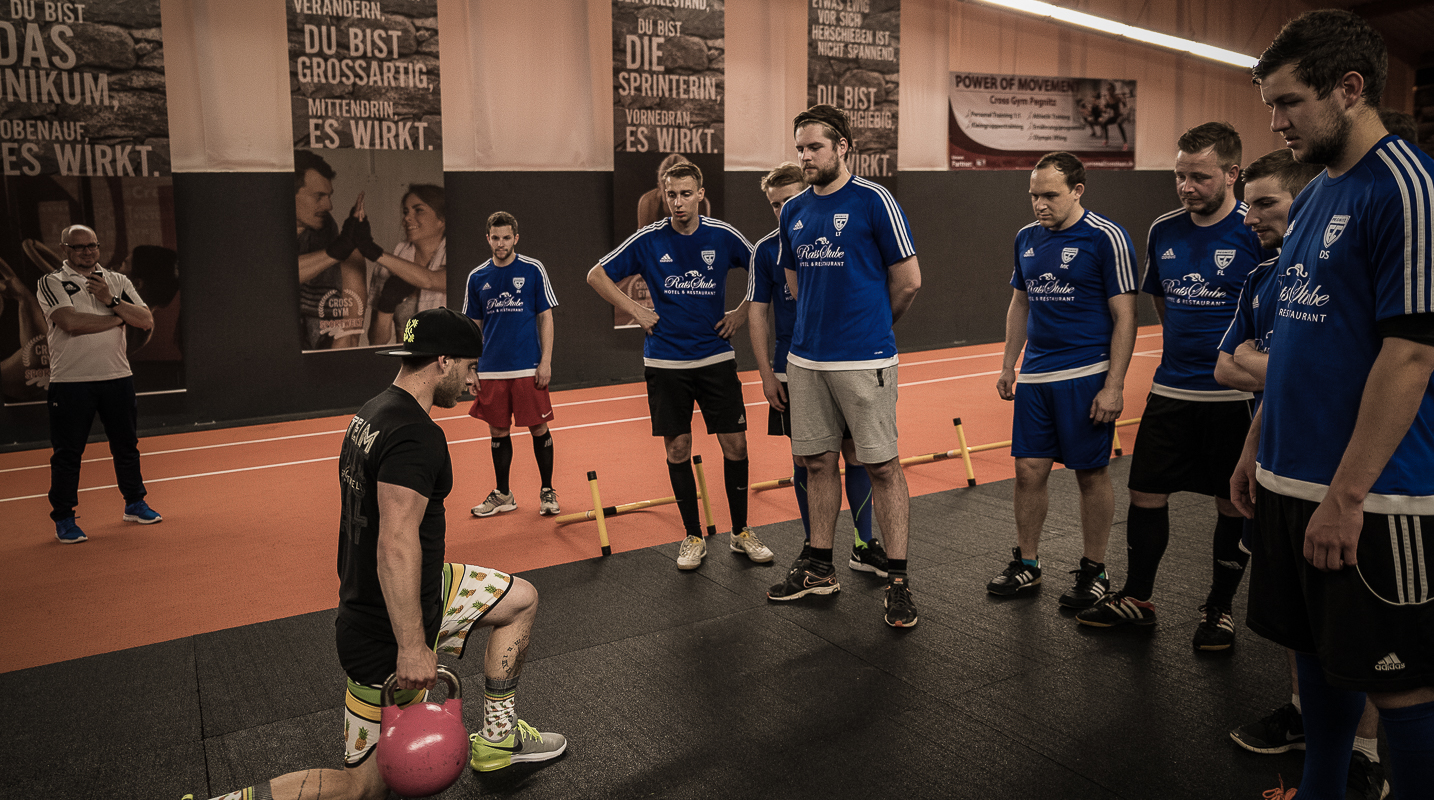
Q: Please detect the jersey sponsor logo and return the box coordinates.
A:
[1060,247,1078,266]
[1277,262,1330,322]
[1161,248,1176,260]
[833,213,849,234]
[1025,273,1075,299]
[1161,272,1229,304]
[701,249,716,267]
[1023,248,1035,258]
[1323,214,1350,248]
[663,270,718,292]
[485,291,526,313]
[513,277,525,291]
[660,253,673,263]
[794,236,845,264]
[1375,653,1406,672]
[1214,249,1236,273]
[792,220,804,231]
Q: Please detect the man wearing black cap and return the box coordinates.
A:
[189,308,565,800]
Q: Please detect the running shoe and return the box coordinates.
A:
[676,535,706,570]
[472,489,517,517]
[122,500,162,524]
[1229,702,1305,754]
[1193,604,1236,651]
[987,547,1041,596]
[1057,557,1109,609]
[730,528,774,563]
[469,721,567,772]
[884,577,918,628]
[55,517,87,544]
[849,537,890,577]
[538,488,560,516]
[1346,751,1389,800]
[767,558,839,600]
[1076,592,1157,627]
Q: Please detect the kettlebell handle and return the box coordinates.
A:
[380,664,462,707]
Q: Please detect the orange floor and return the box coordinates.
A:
[0,329,1162,673]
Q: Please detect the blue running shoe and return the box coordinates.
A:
[56,517,88,543]
[123,500,162,524]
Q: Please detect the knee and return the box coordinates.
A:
[864,457,900,483]
[1013,461,1048,488]
[720,435,747,461]
[806,452,839,475]
[530,423,549,437]
[508,577,539,616]
[1128,489,1167,509]
[1074,467,1109,492]
[665,435,692,463]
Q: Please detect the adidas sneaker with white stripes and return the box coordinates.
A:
[987,547,1042,596]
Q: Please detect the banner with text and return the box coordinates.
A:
[809,0,899,191]
[949,72,1136,170]
[288,0,446,352]
[1,0,182,405]
[611,0,724,329]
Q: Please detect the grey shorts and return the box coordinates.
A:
[787,362,899,463]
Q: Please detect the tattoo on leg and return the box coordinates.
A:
[500,634,530,679]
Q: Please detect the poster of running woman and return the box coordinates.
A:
[948,72,1136,170]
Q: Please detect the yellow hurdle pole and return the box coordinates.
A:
[554,492,711,524]
[1111,425,1123,457]
[587,470,611,556]
[752,475,794,491]
[1111,416,1141,457]
[953,417,977,487]
[692,455,718,537]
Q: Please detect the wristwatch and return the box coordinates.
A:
[106,297,121,308]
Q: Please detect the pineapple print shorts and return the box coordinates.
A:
[342,562,513,765]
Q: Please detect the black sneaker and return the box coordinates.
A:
[987,547,1041,596]
[1346,750,1389,800]
[1058,557,1109,609]
[1229,702,1305,754]
[1192,604,1236,651]
[1075,592,1157,627]
[849,537,890,577]
[884,577,918,628]
[767,558,840,601]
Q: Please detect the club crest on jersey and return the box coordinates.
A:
[833,213,849,235]
[1060,247,1078,266]
[701,249,716,267]
[660,253,673,263]
[513,277,525,291]
[1323,215,1349,248]
[1214,249,1236,272]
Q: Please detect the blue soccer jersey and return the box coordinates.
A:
[1142,205,1267,399]
[746,229,796,376]
[1258,136,1434,512]
[776,177,916,370]
[1011,210,1139,380]
[462,255,558,379]
[1218,256,1281,404]
[599,217,753,368]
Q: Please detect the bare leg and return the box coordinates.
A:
[805,450,841,550]
[864,456,909,560]
[482,577,538,680]
[266,758,386,800]
[1074,466,1113,562]
[1014,457,1054,558]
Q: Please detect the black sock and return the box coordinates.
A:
[1121,504,1169,602]
[808,547,834,573]
[667,459,702,537]
[887,558,908,579]
[531,431,554,489]
[491,436,513,495]
[1208,513,1250,609]
[724,457,748,532]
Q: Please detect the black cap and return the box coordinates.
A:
[377,307,484,358]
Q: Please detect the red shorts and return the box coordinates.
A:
[469,377,554,429]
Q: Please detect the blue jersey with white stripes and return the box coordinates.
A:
[1259,136,1434,512]
[1011,209,1138,378]
[462,255,558,379]
[776,177,916,370]
[1218,255,1281,404]
[746,229,796,375]
[1142,205,1267,398]
[599,217,752,368]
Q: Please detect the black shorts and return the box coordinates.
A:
[768,404,793,437]
[1247,485,1434,692]
[1126,393,1254,498]
[645,360,748,437]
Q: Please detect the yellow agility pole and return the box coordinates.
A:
[693,454,718,537]
[953,417,976,487]
[587,470,611,556]
[553,492,694,524]
[1112,417,1141,457]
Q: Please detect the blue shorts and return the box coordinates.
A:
[1011,372,1113,470]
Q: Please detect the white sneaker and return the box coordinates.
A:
[676,535,706,570]
[538,488,560,516]
[730,528,774,563]
[472,489,517,517]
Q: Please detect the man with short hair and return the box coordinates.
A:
[1076,123,1268,647]
[37,224,160,543]
[464,211,562,518]
[766,105,921,628]
[587,162,773,571]
[1233,10,1434,798]
[748,162,888,577]
[989,152,1138,611]
[185,308,565,800]
[294,150,367,350]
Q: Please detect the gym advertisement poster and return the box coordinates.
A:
[0,0,182,406]
[948,72,1137,170]
[810,0,899,191]
[288,0,446,352]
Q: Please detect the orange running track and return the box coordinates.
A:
[0,329,1162,673]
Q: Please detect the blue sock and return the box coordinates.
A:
[1294,652,1366,799]
[793,463,810,544]
[844,463,873,546]
[1379,699,1434,799]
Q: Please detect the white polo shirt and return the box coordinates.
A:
[37,262,146,383]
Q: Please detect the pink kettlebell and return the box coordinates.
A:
[376,665,468,797]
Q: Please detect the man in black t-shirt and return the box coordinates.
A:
[190,308,565,800]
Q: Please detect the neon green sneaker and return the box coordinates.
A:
[469,720,567,772]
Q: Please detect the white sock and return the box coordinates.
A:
[1352,735,1379,763]
[1291,693,1302,714]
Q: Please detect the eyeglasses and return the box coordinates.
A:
[64,243,100,252]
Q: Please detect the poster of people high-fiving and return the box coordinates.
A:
[287,0,445,352]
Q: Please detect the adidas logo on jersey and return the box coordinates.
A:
[792,220,804,231]
[482,282,491,290]
[1023,248,1035,257]
[660,254,673,263]
[1252,296,1260,309]
[1161,248,1176,260]
[1375,653,1406,672]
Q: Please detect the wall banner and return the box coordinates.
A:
[809,0,899,190]
[288,0,445,352]
[949,72,1136,170]
[611,0,724,329]
[0,0,181,406]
